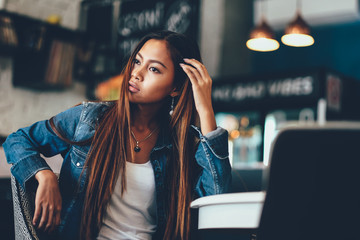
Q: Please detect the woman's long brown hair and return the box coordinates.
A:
[79,31,202,239]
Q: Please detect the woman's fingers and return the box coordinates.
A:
[33,203,42,226]
[53,207,62,232]
[45,204,54,232]
[52,200,62,232]
[183,58,208,81]
[179,58,213,111]
[33,170,62,233]
[180,58,216,135]
[38,204,48,230]
[48,210,58,233]
[34,199,61,233]
[180,59,212,94]
[36,203,60,233]
[180,63,202,86]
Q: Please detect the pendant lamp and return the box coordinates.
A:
[281,1,314,47]
[246,0,279,52]
[246,18,280,52]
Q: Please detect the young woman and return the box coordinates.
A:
[3,31,231,240]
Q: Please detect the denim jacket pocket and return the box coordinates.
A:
[69,147,87,183]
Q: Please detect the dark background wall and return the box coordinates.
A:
[219,0,253,77]
[250,21,360,83]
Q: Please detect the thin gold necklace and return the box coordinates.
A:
[130,128,158,152]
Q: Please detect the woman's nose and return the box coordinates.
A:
[131,67,144,81]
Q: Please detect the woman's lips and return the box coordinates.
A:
[129,82,140,93]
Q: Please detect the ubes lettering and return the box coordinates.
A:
[267,76,313,97]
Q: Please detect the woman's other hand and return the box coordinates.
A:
[180,58,216,135]
[33,169,62,233]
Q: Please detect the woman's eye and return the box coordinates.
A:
[133,59,140,65]
[149,67,160,73]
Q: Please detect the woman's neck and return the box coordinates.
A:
[131,104,162,130]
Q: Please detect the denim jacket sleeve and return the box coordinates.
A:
[191,126,232,198]
[3,104,83,189]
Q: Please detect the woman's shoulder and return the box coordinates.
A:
[81,100,115,114]
[51,101,115,140]
[54,101,115,128]
[79,101,116,125]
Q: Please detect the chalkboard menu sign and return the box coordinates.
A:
[117,0,199,65]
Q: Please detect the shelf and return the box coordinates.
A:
[0,10,85,90]
[0,9,119,92]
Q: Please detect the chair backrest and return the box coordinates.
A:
[257,123,360,240]
[11,175,39,240]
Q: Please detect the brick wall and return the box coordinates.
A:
[0,57,87,137]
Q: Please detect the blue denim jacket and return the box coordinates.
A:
[3,101,232,239]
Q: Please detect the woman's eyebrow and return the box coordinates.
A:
[137,53,167,69]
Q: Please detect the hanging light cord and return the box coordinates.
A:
[260,0,266,21]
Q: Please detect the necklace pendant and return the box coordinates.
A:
[134,146,141,152]
[130,128,158,153]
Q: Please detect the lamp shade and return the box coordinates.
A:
[281,13,314,47]
[246,20,279,52]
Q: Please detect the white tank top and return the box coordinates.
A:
[97,161,157,240]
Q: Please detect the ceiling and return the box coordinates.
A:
[254,0,359,29]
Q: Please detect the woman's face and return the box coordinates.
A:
[128,39,177,105]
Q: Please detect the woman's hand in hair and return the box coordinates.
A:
[33,169,62,233]
[180,58,216,135]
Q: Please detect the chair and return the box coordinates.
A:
[11,175,39,240]
[257,122,360,240]
[11,174,58,240]
[191,122,360,240]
